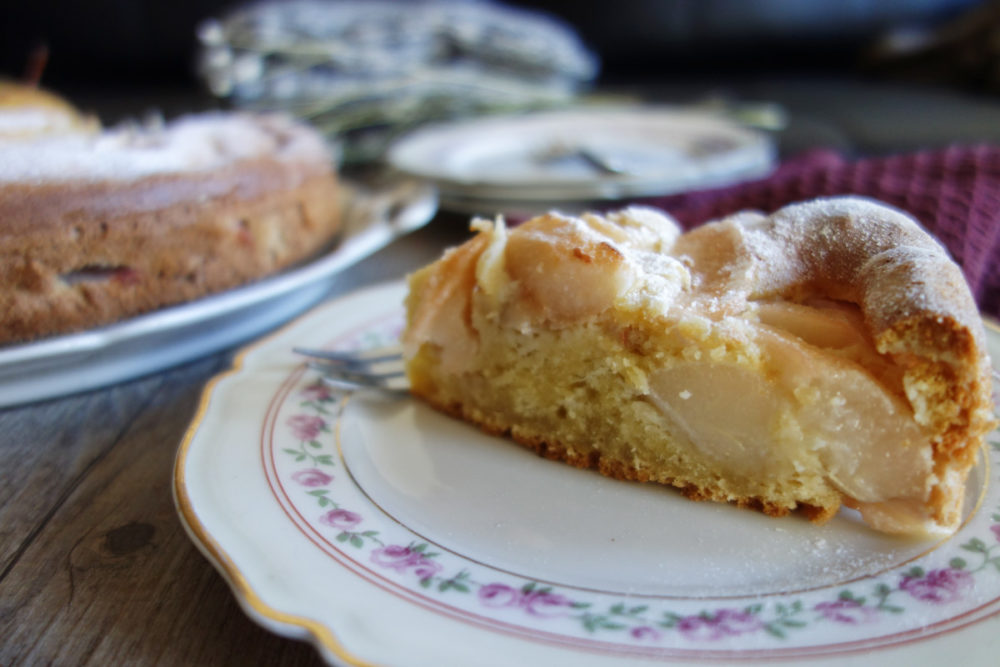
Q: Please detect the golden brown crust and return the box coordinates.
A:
[0,162,339,343]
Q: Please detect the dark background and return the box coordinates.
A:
[0,0,990,87]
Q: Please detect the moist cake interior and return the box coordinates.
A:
[403,199,996,537]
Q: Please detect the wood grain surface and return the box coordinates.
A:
[0,220,469,666]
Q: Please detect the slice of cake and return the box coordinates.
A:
[0,108,340,343]
[402,197,996,536]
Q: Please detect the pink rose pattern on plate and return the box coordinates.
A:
[291,468,333,487]
[283,408,334,468]
[277,350,1000,646]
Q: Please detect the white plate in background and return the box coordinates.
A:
[388,106,775,211]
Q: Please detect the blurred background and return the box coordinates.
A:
[2,0,1000,159]
[2,0,997,87]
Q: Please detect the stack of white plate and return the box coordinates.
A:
[387,105,777,216]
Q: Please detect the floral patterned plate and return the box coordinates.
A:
[175,281,1000,666]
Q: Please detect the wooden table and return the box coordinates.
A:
[3,78,1000,665]
[0,217,471,666]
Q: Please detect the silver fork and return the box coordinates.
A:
[293,344,409,396]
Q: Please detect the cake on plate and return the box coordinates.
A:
[0,93,340,344]
[402,197,996,536]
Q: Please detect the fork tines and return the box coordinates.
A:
[294,344,408,395]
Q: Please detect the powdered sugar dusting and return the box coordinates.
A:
[731,197,982,340]
[0,111,333,184]
[529,197,986,371]
[0,108,90,136]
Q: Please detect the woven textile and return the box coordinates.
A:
[638,146,1000,320]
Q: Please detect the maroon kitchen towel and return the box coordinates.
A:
[636,146,1000,320]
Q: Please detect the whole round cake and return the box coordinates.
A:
[0,99,341,344]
